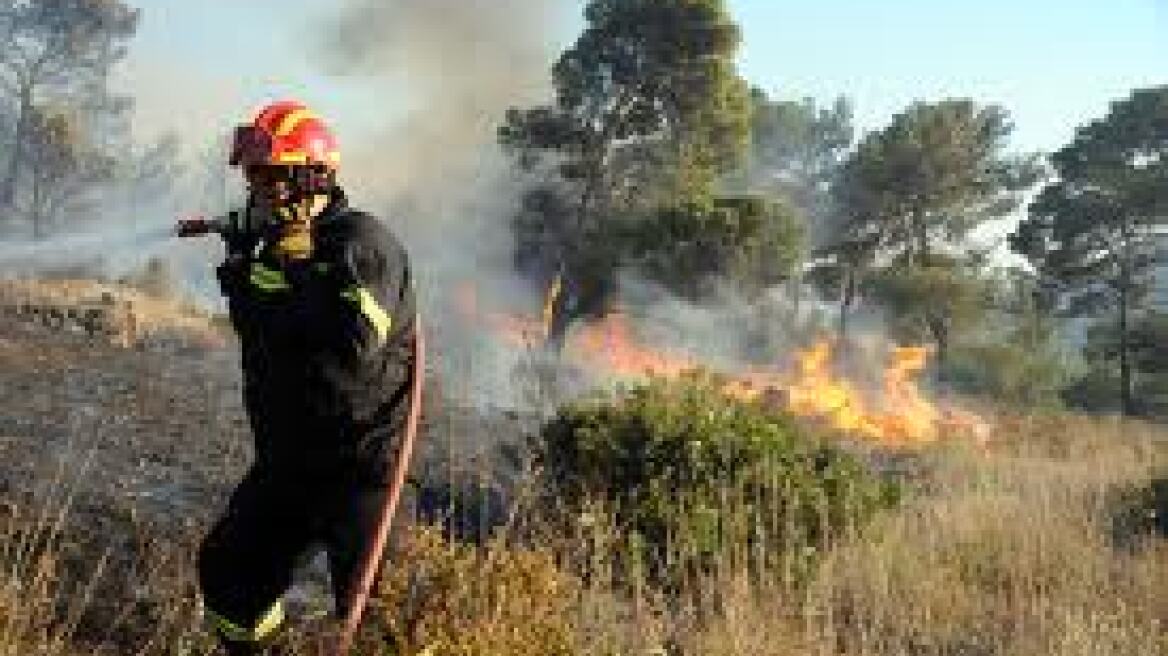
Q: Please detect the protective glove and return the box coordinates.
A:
[220,209,262,259]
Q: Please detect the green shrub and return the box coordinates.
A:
[1109,473,1168,548]
[538,371,901,585]
[944,340,1072,409]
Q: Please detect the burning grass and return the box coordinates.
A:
[458,288,989,448]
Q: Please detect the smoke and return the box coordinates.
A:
[310,0,579,410]
[307,1,868,412]
[314,0,575,205]
[0,218,227,307]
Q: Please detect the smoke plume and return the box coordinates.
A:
[312,0,578,410]
[314,0,574,205]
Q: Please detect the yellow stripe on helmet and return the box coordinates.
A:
[274,108,319,137]
[276,151,308,164]
[275,150,337,166]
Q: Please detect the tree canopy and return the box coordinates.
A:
[1011,86,1168,415]
[0,0,138,235]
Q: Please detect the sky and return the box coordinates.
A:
[115,0,1168,156]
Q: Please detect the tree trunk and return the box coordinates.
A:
[2,85,32,208]
[927,313,949,382]
[1118,220,1137,416]
[838,269,855,342]
[913,211,930,266]
[1119,283,1134,416]
[30,183,43,239]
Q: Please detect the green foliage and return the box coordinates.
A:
[944,342,1072,409]
[1011,86,1168,415]
[1129,313,1168,419]
[1109,473,1168,547]
[810,100,1039,344]
[499,0,757,333]
[629,195,805,300]
[841,99,1040,263]
[0,0,139,235]
[744,89,853,219]
[866,257,991,359]
[499,0,751,203]
[1061,364,1124,414]
[1066,313,1168,417]
[538,372,902,584]
[938,268,1076,408]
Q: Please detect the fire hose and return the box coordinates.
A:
[332,317,425,656]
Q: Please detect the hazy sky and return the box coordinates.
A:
[115,0,1167,157]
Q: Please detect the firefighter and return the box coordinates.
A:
[197,100,417,655]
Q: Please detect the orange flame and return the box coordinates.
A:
[565,312,697,379]
[452,283,986,446]
[720,340,984,445]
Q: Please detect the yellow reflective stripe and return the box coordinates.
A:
[274,109,318,137]
[207,601,284,644]
[342,286,391,342]
[250,262,290,292]
[276,150,337,165]
[251,266,289,290]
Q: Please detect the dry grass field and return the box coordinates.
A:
[1,279,1164,656]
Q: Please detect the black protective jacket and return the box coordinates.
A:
[217,191,416,482]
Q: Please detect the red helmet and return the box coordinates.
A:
[229,100,341,169]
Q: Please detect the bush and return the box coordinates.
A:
[538,371,902,585]
[944,340,1072,409]
[367,526,580,656]
[1110,473,1168,547]
[1062,366,1123,414]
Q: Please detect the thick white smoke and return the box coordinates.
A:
[312,0,580,411]
[314,0,575,203]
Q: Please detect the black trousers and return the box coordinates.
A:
[197,464,411,636]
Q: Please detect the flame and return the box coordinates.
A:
[565,312,697,378]
[452,283,986,446]
[454,281,547,348]
[724,340,984,445]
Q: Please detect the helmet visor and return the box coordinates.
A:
[229,125,273,167]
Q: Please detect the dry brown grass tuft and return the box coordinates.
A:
[364,526,580,656]
[795,413,1166,656]
[0,277,225,349]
